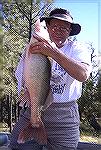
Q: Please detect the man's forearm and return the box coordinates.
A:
[50,48,89,82]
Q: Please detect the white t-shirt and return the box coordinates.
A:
[15,39,91,104]
[50,40,91,102]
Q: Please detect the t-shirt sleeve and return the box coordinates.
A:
[15,47,27,95]
[71,42,91,65]
[71,42,92,79]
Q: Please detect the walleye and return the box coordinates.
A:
[17,19,52,144]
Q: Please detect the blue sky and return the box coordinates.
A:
[53,0,101,53]
[1,0,100,53]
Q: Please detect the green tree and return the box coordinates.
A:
[0,8,4,98]
[2,0,54,96]
[96,70,101,117]
[1,0,54,130]
[78,42,101,132]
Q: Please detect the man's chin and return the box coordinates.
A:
[55,40,66,48]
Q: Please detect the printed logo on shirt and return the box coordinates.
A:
[51,83,66,94]
[50,62,67,94]
[53,63,66,77]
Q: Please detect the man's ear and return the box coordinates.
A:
[45,24,50,33]
[69,28,72,35]
[45,19,51,29]
[46,23,50,29]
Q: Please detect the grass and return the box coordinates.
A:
[80,133,101,144]
[80,120,101,144]
[0,123,9,132]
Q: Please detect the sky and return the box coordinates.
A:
[1,0,100,53]
[52,0,101,54]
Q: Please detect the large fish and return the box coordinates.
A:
[17,19,53,144]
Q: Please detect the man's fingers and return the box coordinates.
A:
[32,34,49,45]
[17,131,25,144]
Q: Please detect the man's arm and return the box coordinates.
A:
[50,48,90,82]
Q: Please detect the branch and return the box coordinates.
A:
[15,0,30,22]
[32,3,52,21]
[92,72,99,80]
[3,13,29,38]
[9,26,28,39]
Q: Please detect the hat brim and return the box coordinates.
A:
[70,23,81,36]
[40,16,81,36]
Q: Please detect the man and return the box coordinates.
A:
[9,8,91,150]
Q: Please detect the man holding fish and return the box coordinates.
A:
[9,8,91,150]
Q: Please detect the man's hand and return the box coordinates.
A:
[28,34,56,58]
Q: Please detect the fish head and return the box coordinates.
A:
[34,19,50,41]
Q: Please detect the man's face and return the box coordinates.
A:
[47,18,71,48]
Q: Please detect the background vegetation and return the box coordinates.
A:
[0,0,101,143]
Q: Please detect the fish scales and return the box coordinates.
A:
[24,52,51,113]
[17,19,52,144]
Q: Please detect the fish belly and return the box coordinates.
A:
[24,52,51,123]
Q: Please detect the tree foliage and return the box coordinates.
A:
[1,0,54,97]
[0,0,54,126]
[78,42,101,126]
[0,9,4,98]
[0,0,101,132]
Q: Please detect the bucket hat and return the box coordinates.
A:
[40,8,81,36]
